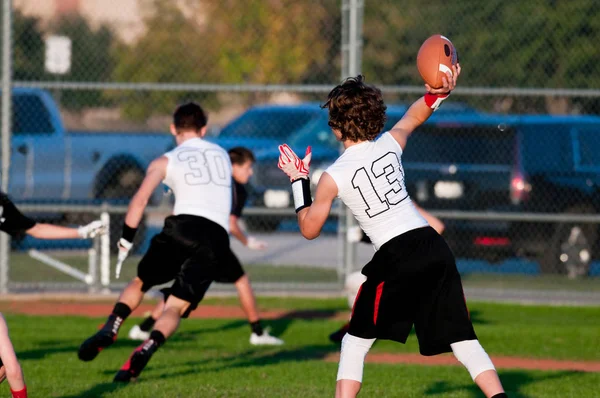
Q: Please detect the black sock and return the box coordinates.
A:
[112,302,132,319]
[250,320,264,336]
[491,393,507,398]
[103,302,132,335]
[149,330,166,348]
[139,316,156,332]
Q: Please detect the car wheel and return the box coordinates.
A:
[539,205,596,277]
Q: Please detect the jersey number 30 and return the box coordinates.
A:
[178,149,230,186]
[351,152,408,218]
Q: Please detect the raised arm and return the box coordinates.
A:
[389,64,460,150]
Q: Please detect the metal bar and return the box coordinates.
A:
[13,203,600,222]
[378,86,600,98]
[100,212,110,292]
[14,204,344,216]
[12,81,600,98]
[14,81,336,93]
[428,210,600,223]
[28,250,93,284]
[0,0,13,294]
[343,0,364,280]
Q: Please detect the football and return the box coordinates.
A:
[416,34,458,89]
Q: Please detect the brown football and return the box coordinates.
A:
[417,35,458,89]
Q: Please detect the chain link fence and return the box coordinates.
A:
[1,0,599,301]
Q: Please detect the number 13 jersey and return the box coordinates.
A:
[163,137,232,233]
[326,132,427,250]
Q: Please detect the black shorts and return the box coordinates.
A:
[349,226,477,356]
[137,215,244,317]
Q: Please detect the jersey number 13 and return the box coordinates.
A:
[351,152,408,218]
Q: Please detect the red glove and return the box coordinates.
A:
[424,93,449,111]
[278,144,312,182]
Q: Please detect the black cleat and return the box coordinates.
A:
[113,340,157,383]
[78,330,116,362]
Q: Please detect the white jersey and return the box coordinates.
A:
[163,138,232,232]
[326,132,428,250]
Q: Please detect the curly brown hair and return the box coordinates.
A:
[321,75,387,142]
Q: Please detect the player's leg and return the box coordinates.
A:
[451,340,505,397]
[0,315,27,397]
[79,234,177,361]
[335,334,376,398]
[77,277,144,361]
[234,275,283,345]
[114,251,213,382]
[113,294,195,383]
[128,297,165,341]
[217,248,283,345]
[335,275,400,398]
[415,231,505,398]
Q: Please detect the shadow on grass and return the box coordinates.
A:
[148,343,340,381]
[172,308,340,342]
[424,369,584,398]
[58,381,128,398]
[16,340,79,361]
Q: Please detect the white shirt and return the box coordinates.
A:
[326,132,428,250]
[163,138,232,232]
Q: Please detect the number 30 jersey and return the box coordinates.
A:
[326,132,427,250]
[163,137,232,232]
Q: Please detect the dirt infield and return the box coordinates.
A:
[1,300,599,373]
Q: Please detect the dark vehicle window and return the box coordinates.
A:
[288,117,337,149]
[289,111,407,150]
[219,108,321,139]
[12,95,55,134]
[404,126,515,165]
[576,127,600,167]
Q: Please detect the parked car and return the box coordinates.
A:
[210,102,327,149]
[3,88,174,250]
[249,105,600,276]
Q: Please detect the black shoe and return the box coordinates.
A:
[113,340,158,383]
[78,330,116,362]
[329,322,350,343]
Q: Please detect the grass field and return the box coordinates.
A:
[1,298,599,397]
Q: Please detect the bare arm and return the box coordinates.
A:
[0,314,25,391]
[229,215,248,246]
[414,204,445,235]
[26,223,79,239]
[297,173,338,240]
[124,156,168,228]
[389,64,460,150]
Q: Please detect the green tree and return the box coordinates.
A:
[11,11,45,81]
[111,0,339,120]
[362,0,600,113]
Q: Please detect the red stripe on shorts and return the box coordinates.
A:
[373,281,384,325]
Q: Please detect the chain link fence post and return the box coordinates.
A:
[340,0,365,285]
[0,0,13,294]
